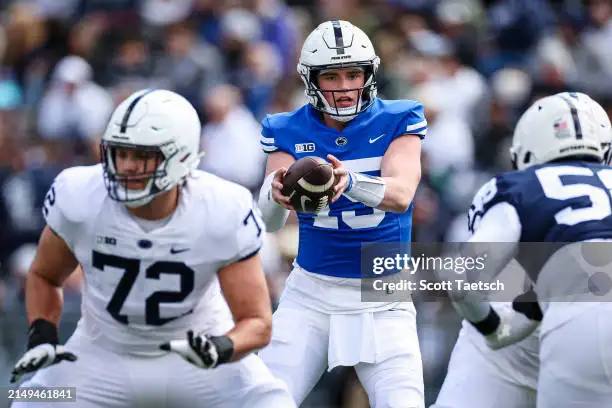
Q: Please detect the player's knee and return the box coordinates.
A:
[243,378,297,408]
[371,389,424,408]
[362,363,424,408]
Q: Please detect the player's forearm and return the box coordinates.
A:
[25,270,64,326]
[343,170,417,214]
[225,316,272,361]
[378,176,416,213]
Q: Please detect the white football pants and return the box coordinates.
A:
[258,297,424,408]
[537,303,612,408]
[11,325,296,408]
[432,323,538,408]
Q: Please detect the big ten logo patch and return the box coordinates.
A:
[295,143,316,153]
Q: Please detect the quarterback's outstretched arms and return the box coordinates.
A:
[11,226,79,383]
[258,133,423,232]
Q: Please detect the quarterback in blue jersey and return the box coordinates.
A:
[257,20,426,408]
[434,92,612,408]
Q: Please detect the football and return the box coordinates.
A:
[281,156,335,213]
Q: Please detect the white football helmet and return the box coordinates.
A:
[100,89,202,207]
[297,20,380,122]
[510,92,603,170]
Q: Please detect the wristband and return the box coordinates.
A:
[469,306,501,336]
[208,335,234,365]
[345,171,354,192]
[343,170,386,208]
[27,319,59,349]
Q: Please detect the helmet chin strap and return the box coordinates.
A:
[124,193,156,208]
[119,177,160,208]
[325,99,363,122]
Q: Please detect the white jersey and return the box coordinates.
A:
[44,164,264,356]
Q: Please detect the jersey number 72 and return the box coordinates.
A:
[92,251,195,326]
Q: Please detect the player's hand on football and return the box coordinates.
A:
[327,154,348,203]
[160,331,231,369]
[271,168,294,210]
[10,344,77,383]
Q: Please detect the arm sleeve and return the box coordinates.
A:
[397,101,428,140]
[437,177,522,326]
[463,177,523,285]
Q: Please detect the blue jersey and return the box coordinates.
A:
[260,99,427,278]
[468,161,612,280]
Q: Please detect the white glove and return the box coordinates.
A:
[159,330,234,369]
[11,344,77,383]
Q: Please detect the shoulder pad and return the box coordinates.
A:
[378,99,428,139]
[467,173,523,234]
[260,106,310,154]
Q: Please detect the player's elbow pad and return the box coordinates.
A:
[258,171,289,233]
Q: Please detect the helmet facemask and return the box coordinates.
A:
[100,140,181,208]
[299,58,379,122]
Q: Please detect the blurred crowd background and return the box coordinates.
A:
[0,0,611,406]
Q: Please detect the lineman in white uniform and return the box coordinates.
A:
[10,89,295,408]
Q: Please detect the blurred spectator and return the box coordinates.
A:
[480,0,556,75]
[153,21,224,107]
[579,0,612,98]
[140,0,194,27]
[219,8,262,76]
[67,13,109,61]
[30,0,81,20]
[436,0,482,68]
[413,82,475,181]
[474,97,515,172]
[420,34,488,129]
[234,41,283,120]
[244,0,299,77]
[199,84,266,193]
[37,55,114,163]
[105,32,156,88]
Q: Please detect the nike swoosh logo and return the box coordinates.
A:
[170,247,189,254]
[369,134,385,143]
[300,195,312,210]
